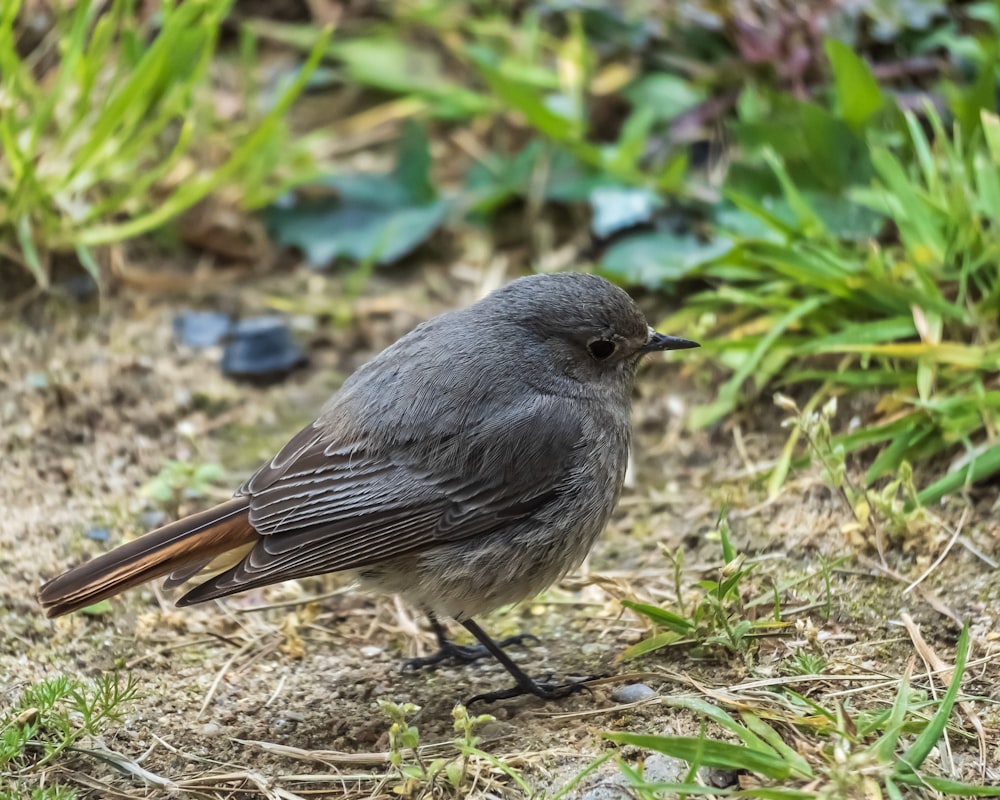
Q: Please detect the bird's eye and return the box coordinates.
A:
[588,339,616,360]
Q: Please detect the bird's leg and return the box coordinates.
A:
[403,613,538,671]
[460,619,604,704]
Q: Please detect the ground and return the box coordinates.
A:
[1,266,998,799]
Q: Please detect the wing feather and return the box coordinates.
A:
[178,394,584,604]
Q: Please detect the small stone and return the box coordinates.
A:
[221,316,307,383]
[610,683,656,703]
[644,753,688,784]
[270,715,298,733]
[699,766,739,788]
[26,372,49,390]
[141,510,167,529]
[580,775,630,800]
[85,527,110,543]
[360,645,383,658]
[173,310,232,348]
[199,722,224,737]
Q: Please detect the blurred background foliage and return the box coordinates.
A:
[2,0,999,507]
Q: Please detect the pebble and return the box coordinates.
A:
[644,753,689,783]
[173,310,232,348]
[141,510,167,529]
[610,683,656,704]
[221,316,307,383]
[84,527,110,542]
[360,645,383,658]
[199,722,224,737]
[700,766,739,788]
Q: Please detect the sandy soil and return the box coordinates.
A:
[2,268,998,798]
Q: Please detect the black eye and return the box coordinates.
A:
[588,339,616,360]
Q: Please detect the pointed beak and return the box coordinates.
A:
[641,328,700,353]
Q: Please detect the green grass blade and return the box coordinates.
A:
[691,295,827,428]
[740,713,814,778]
[916,443,1000,507]
[619,630,686,660]
[620,600,695,635]
[663,697,775,752]
[15,216,46,287]
[605,733,792,780]
[875,662,913,762]
[78,23,331,245]
[896,624,969,773]
[894,773,1000,796]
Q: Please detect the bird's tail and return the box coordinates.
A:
[38,497,257,618]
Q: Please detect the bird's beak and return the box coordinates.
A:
[641,327,700,353]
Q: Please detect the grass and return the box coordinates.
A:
[607,627,998,798]
[0,0,328,288]
[669,101,1000,508]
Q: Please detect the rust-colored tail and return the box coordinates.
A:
[38,497,257,618]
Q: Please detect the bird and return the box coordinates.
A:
[38,272,698,703]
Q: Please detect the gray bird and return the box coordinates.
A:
[38,272,698,702]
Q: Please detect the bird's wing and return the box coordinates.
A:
[177,393,585,603]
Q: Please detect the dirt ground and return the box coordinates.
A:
[2,266,999,798]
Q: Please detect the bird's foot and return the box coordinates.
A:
[467,673,606,705]
[404,633,539,671]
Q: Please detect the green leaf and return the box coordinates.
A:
[824,38,884,129]
[740,714,815,778]
[898,624,969,772]
[895,774,1000,796]
[619,630,686,660]
[81,600,113,616]
[663,697,776,751]
[916,442,1000,506]
[623,73,705,121]
[599,232,732,289]
[605,733,792,780]
[327,36,488,118]
[620,600,695,635]
[15,216,46,287]
[588,186,660,238]
[394,121,436,204]
[267,195,449,268]
[981,110,1000,162]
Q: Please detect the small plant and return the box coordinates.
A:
[1,673,138,799]
[141,459,224,518]
[378,700,531,798]
[621,512,788,661]
[776,617,831,679]
[776,393,931,553]
[608,627,997,798]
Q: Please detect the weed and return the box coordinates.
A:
[621,512,790,661]
[777,393,933,557]
[141,458,224,518]
[1,673,138,799]
[379,699,531,798]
